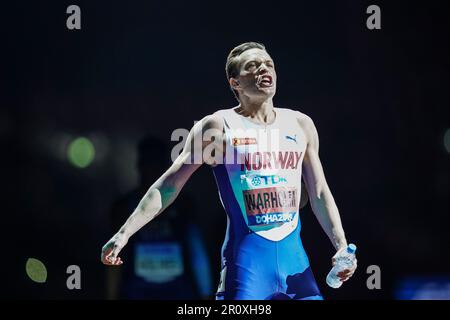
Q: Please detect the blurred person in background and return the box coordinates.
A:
[106,136,212,299]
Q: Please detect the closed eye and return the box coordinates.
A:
[245,61,257,69]
[244,59,274,70]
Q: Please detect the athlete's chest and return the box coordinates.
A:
[224,124,307,173]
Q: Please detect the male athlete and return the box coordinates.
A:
[101,42,357,300]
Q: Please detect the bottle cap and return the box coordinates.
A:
[347,243,357,254]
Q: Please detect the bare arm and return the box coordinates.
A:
[299,113,356,280]
[101,114,223,265]
[300,114,347,250]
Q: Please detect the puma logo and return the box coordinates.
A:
[285,134,297,143]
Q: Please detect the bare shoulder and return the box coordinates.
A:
[283,109,318,148]
[195,112,224,132]
[295,110,313,124]
[278,108,315,132]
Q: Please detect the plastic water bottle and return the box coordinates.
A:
[326,244,357,288]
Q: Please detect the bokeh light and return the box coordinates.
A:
[67,137,95,168]
[26,258,47,283]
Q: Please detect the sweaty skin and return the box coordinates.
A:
[101,47,356,284]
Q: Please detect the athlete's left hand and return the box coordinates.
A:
[331,247,357,282]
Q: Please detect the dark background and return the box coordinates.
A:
[3,0,449,299]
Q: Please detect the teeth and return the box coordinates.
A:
[258,76,273,86]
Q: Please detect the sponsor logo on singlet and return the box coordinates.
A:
[240,151,302,171]
[243,186,298,226]
[285,134,297,143]
[249,175,287,187]
[232,137,257,146]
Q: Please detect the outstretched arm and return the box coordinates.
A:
[299,114,356,281]
[101,114,223,265]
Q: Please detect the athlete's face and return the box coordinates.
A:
[232,48,277,100]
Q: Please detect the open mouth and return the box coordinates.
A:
[258,75,273,88]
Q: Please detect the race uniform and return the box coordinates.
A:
[211,107,323,300]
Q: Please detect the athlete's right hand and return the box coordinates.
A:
[101,233,128,266]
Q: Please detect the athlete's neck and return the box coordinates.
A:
[236,98,275,125]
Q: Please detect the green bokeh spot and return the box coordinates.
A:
[26,258,47,283]
[67,137,95,168]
